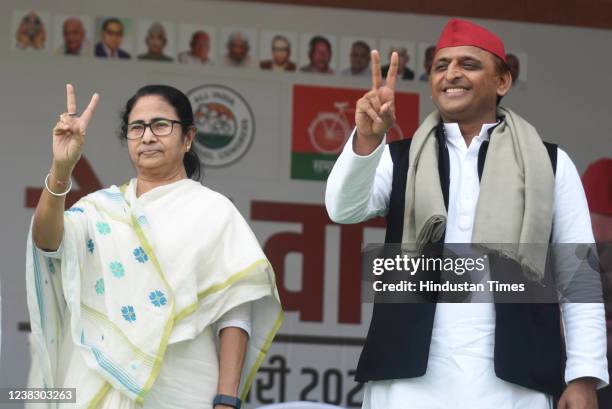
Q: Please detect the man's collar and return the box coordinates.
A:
[443,121,499,146]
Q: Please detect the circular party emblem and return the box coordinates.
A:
[187,84,255,168]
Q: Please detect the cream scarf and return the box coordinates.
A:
[401,106,555,281]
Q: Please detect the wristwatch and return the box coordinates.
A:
[213,394,242,409]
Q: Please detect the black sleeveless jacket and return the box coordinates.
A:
[354,122,565,397]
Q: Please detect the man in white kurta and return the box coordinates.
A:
[325,18,608,409]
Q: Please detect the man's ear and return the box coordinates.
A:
[497,69,513,98]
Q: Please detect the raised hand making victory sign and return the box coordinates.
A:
[354,50,398,155]
[52,84,99,173]
[34,84,99,251]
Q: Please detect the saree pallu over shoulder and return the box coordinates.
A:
[26,180,284,408]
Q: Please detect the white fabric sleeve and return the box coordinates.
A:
[552,148,609,389]
[325,128,393,223]
[34,202,91,259]
[35,240,64,259]
[214,302,252,338]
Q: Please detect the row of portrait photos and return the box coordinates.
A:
[11,9,528,83]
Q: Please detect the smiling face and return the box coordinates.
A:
[127,95,193,179]
[430,45,511,124]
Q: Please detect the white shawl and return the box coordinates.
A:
[26,179,283,407]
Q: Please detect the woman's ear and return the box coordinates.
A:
[185,126,196,150]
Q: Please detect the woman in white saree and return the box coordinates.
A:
[26,84,283,409]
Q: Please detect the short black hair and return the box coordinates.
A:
[308,35,331,55]
[119,85,201,180]
[351,40,370,53]
[494,55,511,105]
[102,18,123,33]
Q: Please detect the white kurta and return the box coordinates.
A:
[325,125,609,409]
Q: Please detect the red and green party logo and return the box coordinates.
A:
[291,85,419,181]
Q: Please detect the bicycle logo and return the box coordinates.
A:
[308,101,405,154]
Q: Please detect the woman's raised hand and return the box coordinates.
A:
[52,84,99,172]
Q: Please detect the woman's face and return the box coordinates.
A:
[126,95,193,178]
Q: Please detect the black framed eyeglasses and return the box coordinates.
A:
[124,118,185,140]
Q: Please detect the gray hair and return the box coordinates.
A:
[147,22,167,38]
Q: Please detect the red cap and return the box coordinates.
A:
[582,158,612,216]
[435,18,507,63]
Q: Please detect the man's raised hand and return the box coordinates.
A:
[355,50,398,144]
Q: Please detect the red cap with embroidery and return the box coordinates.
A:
[435,18,507,63]
[582,158,612,215]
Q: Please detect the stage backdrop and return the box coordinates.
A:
[1,0,611,407]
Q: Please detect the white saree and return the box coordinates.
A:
[25,178,283,408]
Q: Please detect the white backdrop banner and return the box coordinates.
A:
[1,1,611,408]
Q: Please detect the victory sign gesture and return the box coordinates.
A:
[354,50,398,153]
[52,84,99,172]
[35,84,99,250]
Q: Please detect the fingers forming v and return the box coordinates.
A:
[371,50,382,90]
[80,93,100,128]
[66,83,77,114]
[385,51,399,90]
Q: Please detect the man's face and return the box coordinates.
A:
[63,19,84,54]
[430,46,510,123]
[310,41,331,71]
[271,38,290,66]
[102,21,123,51]
[191,33,209,59]
[146,31,166,54]
[228,37,248,63]
[350,44,370,73]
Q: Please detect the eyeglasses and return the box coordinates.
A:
[124,119,185,140]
